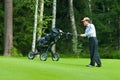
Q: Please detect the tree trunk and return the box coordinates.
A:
[4,0,13,56]
[32,0,38,52]
[102,2,105,13]
[52,0,57,28]
[107,7,111,25]
[51,0,57,53]
[88,0,92,21]
[69,0,78,55]
[118,16,120,57]
[38,0,44,40]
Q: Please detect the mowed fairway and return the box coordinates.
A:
[0,56,119,80]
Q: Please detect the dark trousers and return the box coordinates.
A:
[89,37,101,66]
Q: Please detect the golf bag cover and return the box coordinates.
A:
[37,28,63,46]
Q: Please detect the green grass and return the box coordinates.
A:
[0,56,120,80]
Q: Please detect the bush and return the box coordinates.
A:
[11,47,23,57]
[99,47,120,59]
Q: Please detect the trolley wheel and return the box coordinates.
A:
[28,51,35,60]
[40,53,47,61]
[52,53,59,61]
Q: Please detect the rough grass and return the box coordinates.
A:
[0,56,119,80]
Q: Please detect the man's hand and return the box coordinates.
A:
[80,34,86,37]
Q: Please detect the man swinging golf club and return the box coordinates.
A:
[80,17,102,67]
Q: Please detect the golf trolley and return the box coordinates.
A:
[28,28,71,61]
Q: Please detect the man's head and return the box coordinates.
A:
[81,17,91,26]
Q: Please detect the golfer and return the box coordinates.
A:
[80,17,102,67]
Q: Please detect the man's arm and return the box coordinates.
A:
[85,24,94,37]
[80,34,86,37]
[80,25,93,37]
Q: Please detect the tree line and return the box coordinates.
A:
[0,0,120,58]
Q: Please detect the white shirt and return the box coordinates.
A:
[85,24,96,38]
